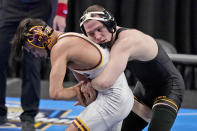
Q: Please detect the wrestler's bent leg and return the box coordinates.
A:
[121,111,148,131]
[148,104,177,131]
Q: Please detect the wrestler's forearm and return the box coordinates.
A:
[49,61,79,100]
[91,62,118,91]
[49,85,76,100]
[91,55,128,91]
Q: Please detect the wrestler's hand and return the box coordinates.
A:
[53,15,66,32]
[74,81,87,107]
[74,80,97,106]
[81,80,97,105]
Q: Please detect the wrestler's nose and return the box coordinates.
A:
[95,31,102,41]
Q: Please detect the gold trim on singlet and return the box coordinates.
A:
[153,96,179,112]
[57,33,104,71]
[73,116,90,131]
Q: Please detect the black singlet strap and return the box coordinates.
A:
[115,27,128,40]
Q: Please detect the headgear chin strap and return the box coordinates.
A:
[25,25,54,49]
[80,10,117,35]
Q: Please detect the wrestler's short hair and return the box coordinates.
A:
[11,18,46,56]
[80,4,117,35]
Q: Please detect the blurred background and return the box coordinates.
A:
[5,0,197,108]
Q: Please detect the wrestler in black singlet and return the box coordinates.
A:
[116,28,185,131]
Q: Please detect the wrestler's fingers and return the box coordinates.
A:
[77,95,86,106]
[89,88,97,99]
[74,101,86,107]
[74,102,80,106]
[75,81,85,91]
[86,90,97,105]
[81,82,89,94]
[86,81,92,88]
[75,81,87,107]
[80,84,86,93]
[82,81,92,93]
[75,93,87,107]
[83,92,90,102]
[86,82,96,96]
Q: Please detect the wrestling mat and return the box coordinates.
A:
[0,97,197,131]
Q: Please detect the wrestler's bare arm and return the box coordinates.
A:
[49,40,82,100]
[49,38,97,106]
[91,30,145,91]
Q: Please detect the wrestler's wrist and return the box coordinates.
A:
[56,3,68,18]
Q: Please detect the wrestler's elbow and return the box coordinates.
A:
[101,79,114,90]
[49,88,59,100]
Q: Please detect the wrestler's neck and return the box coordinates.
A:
[47,30,64,50]
[109,26,120,47]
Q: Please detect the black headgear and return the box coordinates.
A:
[80,10,117,36]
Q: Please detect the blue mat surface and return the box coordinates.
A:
[0,97,196,131]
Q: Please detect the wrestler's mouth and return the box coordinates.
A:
[99,40,107,44]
